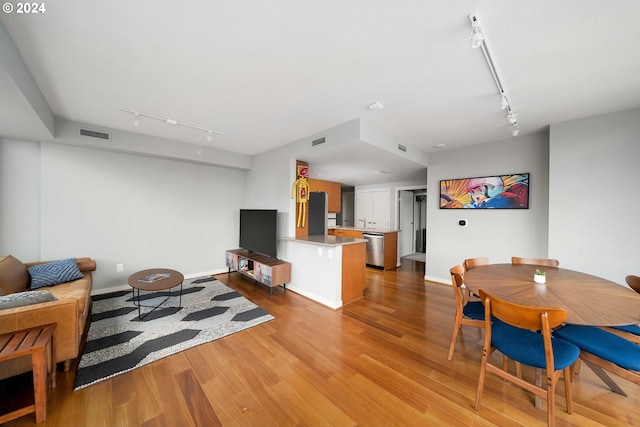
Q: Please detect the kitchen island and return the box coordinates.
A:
[328,227,398,270]
[284,235,366,309]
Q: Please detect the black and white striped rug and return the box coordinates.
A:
[74,276,273,391]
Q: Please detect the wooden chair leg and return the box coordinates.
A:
[475,350,489,410]
[547,374,556,427]
[32,348,47,423]
[563,367,573,414]
[447,318,462,361]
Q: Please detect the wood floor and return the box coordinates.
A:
[2,260,639,426]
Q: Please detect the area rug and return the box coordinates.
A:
[74,276,273,391]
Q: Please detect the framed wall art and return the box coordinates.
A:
[440,173,529,209]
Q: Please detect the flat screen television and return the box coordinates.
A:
[239,209,278,258]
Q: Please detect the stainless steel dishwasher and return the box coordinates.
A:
[363,232,384,268]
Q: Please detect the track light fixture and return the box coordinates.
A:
[120,109,224,141]
[470,18,485,49]
[469,12,520,136]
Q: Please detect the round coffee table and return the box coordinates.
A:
[128,268,184,320]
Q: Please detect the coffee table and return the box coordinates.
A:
[128,268,184,320]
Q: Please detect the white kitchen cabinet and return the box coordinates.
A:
[356,189,390,230]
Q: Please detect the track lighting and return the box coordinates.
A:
[469,12,520,136]
[470,26,484,49]
[500,94,509,110]
[120,109,224,141]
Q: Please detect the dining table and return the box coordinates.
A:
[463,264,640,326]
[464,263,640,397]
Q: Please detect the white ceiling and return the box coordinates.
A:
[2,1,640,185]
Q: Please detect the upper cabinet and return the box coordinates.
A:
[308,178,341,213]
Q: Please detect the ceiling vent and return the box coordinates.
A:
[397,144,407,152]
[312,137,326,146]
[79,128,111,141]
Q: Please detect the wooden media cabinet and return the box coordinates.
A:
[225,249,291,295]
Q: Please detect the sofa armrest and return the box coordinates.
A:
[0,298,80,363]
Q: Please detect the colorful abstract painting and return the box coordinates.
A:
[440,173,529,209]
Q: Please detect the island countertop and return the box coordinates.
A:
[285,235,367,247]
[329,226,398,234]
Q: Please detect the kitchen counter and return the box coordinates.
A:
[285,235,367,247]
[329,227,398,270]
[330,226,398,234]
[284,235,366,309]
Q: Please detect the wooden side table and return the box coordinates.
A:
[0,325,56,424]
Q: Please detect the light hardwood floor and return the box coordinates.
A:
[2,260,639,426]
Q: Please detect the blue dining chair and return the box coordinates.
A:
[447,265,484,361]
[553,324,640,392]
[606,275,640,342]
[475,289,580,427]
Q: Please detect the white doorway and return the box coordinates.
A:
[399,190,415,256]
[397,187,427,263]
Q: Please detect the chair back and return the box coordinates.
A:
[450,265,467,308]
[626,275,640,294]
[511,256,559,268]
[464,257,489,271]
[478,289,566,332]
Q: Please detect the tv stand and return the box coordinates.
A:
[225,249,291,295]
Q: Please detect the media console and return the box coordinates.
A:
[225,249,291,295]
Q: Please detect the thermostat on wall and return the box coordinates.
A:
[458,219,468,227]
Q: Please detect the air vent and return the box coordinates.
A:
[79,128,111,141]
[312,137,326,146]
[397,144,407,152]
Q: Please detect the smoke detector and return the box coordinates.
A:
[367,102,385,111]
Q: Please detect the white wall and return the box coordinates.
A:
[0,139,41,260]
[426,132,550,283]
[3,142,246,292]
[549,107,640,285]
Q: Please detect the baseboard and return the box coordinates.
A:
[425,275,449,285]
[285,285,343,310]
[91,268,228,296]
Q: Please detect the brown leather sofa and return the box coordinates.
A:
[0,255,96,379]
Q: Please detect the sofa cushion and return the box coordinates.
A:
[28,258,84,289]
[0,290,58,309]
[0,255,30,296]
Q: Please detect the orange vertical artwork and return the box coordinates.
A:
[293,161,309,238]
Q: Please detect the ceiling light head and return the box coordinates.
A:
[506,112,518,125]
[512,126,520,136]
[500,94,509,110]
[133,112,141,127]
[469,13,484,48]
[470,28,484,49]
[367,102,385,111]
[206,131,213,142]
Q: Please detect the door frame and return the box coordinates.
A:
[394,185,427,266]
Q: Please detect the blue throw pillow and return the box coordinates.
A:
[28,258,84,289]
[0,290,58,309]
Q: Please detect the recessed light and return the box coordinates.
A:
[369,170,388,175]
[367,102,385,111]
[434,143,446,148]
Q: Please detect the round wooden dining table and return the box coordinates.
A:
[464,264,640,326]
